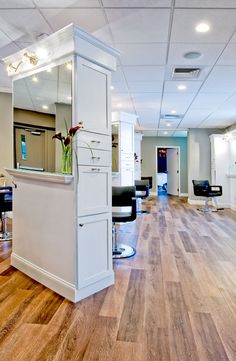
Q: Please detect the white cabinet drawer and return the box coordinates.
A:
[77,147,111,166]
[77,131,110,151]
[77,213,112,287]
[77,166,111,216]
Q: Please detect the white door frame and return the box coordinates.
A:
[156,146,181,196]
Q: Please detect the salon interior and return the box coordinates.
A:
[0,2,236,360]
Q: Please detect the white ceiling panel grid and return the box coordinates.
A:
[41,8,107,33]
[175,0,236,8]
[171,9,236,43]
[105,9,170,43]
[123,66,165,81]
[102,0,172,7]
[117,43,167,66]
[1,1,236,136]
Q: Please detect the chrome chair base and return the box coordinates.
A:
[113,244,136,259]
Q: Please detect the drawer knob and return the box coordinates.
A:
[91,140,101,144]
[91,167,101,171]
[91,156,101,160]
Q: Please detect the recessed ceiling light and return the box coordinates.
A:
[32,75,38,82]
[42,105,48,110]
[195,23,210,33]
[178,84,187,91]
[184,51,202,59]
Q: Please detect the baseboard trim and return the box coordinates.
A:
[11,253,76,301]
[11,253,115,303]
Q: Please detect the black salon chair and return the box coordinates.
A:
[0,186,13,241]
[112,186,136,259]
[192,180,222,212]
[135,179,150,214]
[141,176,153,190]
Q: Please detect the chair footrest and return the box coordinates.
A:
[113,244,136,259]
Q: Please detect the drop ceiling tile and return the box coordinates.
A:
[168,43,225,66]
[0,0,35,8]
[161,93,196,114]
[159,118,179,129]
[200,117,234,128]
[41,8,107,33]
[217,43,236,65]
[133,93,162,110]
[117,43,167,66]
[171,9,236,43]
[102,0,171,7]
[105,9,170,43]
[123,66,165,82]
[164,80,202,93]
[128,81,163,92]
[136,109,158,123]
[0,42,20,57]
[0,10,52,43]
[111,93,134,111]
[191,92,231,110]
[111,82,129,93]
[175,0,236,7]
[201,66,236,92]
[92,27,113,44]
[180,109,213,127]
[34,0,100,7]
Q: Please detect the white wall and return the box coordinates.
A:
[188,128,223,201]
[0,92,13,179]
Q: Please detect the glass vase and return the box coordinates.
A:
[61,148,72,175]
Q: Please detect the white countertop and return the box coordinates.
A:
[5,168,74,184]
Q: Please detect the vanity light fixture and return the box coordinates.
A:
[22,52,38,65]
[6,51,38,74]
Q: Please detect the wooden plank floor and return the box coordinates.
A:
[0,195,236,361]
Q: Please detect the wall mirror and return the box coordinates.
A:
[112,123,119,173]
[13,61,72,173]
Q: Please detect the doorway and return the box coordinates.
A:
[156,146,180,196]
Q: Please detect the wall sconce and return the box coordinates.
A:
[6,51,38,73]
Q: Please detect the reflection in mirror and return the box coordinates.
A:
[13,61,72,173]
[112,123,119,173]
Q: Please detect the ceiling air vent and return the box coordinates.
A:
[161,114,181,120]
[172,67,201,79]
